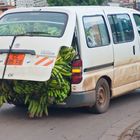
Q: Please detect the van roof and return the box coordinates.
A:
[2,6,139,15]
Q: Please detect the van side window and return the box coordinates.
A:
[108,14,134,44]
[133,14,140,35]
[83,16,110,48]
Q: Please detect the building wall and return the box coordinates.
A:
[0,5,15,14]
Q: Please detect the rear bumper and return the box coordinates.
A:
[56,90,96,108]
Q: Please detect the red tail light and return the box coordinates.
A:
[72,59,82,84]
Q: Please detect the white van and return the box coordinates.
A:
[0,6,140,113]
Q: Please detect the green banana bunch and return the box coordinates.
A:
[47,79,70,104]
[0,46,76,118]
[0,81,12,107]
[27,95,48,118]
[59,46,76,62]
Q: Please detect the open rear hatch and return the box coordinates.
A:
[0,37,69,81]
[0,9,76,81]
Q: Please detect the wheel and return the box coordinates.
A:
[88,78,110,114]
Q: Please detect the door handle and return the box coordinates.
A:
[133,46,135,55]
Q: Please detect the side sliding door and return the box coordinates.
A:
[107,13,139,96]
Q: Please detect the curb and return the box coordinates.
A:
[119,120,140,140]
[99,112,140,140]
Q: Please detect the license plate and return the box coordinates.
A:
[6,53,25,65]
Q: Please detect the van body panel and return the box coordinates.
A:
[72,67,113,92]
[64,90,96,107]
[112,80,140,97]
[113,62,139,88]
[112,44,140,88]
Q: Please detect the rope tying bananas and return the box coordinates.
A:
[0,46,76,118]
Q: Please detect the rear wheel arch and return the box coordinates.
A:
[88,76,111,114]
[98,76,112,97]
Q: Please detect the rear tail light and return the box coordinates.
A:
[72,59,82,84]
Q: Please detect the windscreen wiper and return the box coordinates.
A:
[25,31,49,36]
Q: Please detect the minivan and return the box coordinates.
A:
[0,6,140,113]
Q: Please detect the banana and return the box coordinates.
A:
[28,101,33,112]
[36,104,41,117]
[25,95,29,104]
[54,65,71,74]
[44,105,48,116]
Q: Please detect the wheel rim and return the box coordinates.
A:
[97,86,107,106]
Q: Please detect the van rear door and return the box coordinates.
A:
[0,9,76,81]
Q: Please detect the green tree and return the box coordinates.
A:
[47,0,105,6]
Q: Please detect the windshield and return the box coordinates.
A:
[0,12,68,37]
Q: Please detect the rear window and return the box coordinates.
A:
[0,12,68,37]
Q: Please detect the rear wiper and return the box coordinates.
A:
[11,32,49,37]
[25,31,49,36]
[11,33,33,37]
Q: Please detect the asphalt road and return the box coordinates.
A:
[0,90,140,140]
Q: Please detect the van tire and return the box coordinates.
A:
[88,78,110,114]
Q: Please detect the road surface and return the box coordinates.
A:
[0,90,140,140]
